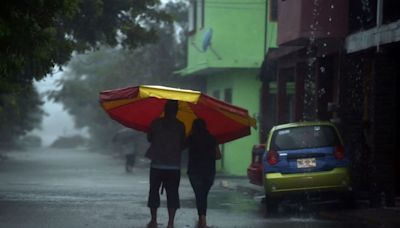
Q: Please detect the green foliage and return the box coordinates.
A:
[0,0,170,147]
[1,0,77,83]
[0,0,170,84]
[50,134,88,148]
[0,83,44,147]
[18,134,43,148]
[48,2,190,149]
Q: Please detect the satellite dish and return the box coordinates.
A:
[202,28,213,51]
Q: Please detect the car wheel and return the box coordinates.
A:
[265,195,280,214]
[341,192,356,209]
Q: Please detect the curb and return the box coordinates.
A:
[217,177,400,227]
[217,178,264,196]
[320,208,400,227]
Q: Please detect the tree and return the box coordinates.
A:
[1,0,169,85]
[0,0,170,147]
[0,83,44,148]
[48,1,190,149]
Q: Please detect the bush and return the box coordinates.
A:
[50,135,88,148]
[19,135,42,148]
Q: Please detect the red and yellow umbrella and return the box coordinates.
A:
[99,85,257,144]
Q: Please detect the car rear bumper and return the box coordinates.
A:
[247,166,263,186]
[264,167,351,196]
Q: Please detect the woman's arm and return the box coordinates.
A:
[215,145,222,160]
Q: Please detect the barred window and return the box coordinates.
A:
[188,0,197,34]
[270,0,278,21]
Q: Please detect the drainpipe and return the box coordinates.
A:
[264,0,268,54]
[376,0,383,27]
[376,0,383,52]
[277,70,286,124]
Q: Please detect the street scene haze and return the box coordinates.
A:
[1,0,399,228]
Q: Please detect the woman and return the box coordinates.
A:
[186,118,221,228]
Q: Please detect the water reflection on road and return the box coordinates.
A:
[0,148,373,228]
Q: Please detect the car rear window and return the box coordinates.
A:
[270,125,340,150]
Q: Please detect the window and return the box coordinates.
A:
[188,0,197,34]
[270,0,278,21]
[198,0,205,29]
[271,125,340,150]
[212,90,220,99]
[287,94,294,122]
[268,93,277,124]
[224,88,232,103]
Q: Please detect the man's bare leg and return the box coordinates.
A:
[147,208,157,228]
[167,208,177,228]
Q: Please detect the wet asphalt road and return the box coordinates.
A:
[0,148,372,228]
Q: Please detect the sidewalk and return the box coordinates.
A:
[216,175,400,227]
[215,175,264,196]
[319,207,400,227]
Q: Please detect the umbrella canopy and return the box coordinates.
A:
[99,85,257,144]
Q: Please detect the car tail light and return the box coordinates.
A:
[334,145,345,160]
[252,144,265,164]
[266,149,279,165]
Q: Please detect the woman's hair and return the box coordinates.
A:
[192,118,207,133]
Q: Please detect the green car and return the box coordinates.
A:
[261,121,353,212]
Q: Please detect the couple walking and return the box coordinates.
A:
[145,100,221,228]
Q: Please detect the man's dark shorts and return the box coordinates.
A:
[147,167,180,209]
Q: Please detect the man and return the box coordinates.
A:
[146,100,185,228]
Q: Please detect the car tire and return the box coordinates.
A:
[265,195,279,214]
[341,192,356,209]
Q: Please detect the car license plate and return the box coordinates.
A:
[297,158,316,168]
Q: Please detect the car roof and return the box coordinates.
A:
[271,121,336,131]
[266,121,343,149]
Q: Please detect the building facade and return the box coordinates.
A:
[342,0,400,206]
[260,0,399,206]
[178,0,275,175]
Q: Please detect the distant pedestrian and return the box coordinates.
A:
[145,100,186,228]
[125,152,135,172]
[186,118,221,228]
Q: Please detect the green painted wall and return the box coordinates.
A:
[206,71,261,175]
[177,0,276,176]
[181,0,267,74]
[266,0,278,51]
